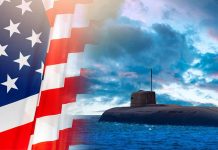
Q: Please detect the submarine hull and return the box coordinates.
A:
[99,105,218,127]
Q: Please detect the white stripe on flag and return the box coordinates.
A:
[32,102,76,144]
[50,3,90,40]
[59,102,76,130]
[66,52,84,77]
[42,0,55,10]
[0,94,39,132]
[42,63,66,91]
[71,4,90,28]
[51,14,73,40]
[42,52,83,91]
[33,114,60,144]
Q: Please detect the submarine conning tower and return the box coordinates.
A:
[130,90,156,107]
[130,69,156,107]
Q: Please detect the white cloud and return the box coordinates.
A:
[121,0,218,55]
[194,39,218,54]
[182,68,216,84]
[71,83,218,116]
[182,68,204,83]
[70,95,129,115]
[157,83,218,106]
[121,0,204,32]
[191,58,200,66]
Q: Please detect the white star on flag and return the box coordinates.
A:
[14,52,30,70]
[16,0,32,15]
[26,30,42,47]
[4,20,20,37]
[36,62,44,79]
[0,0,10,6]
[0,44,8,56]
[1,75,18,93]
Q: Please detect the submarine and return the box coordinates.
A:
[99,69,218,127]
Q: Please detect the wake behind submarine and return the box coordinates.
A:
[99,69,218,127]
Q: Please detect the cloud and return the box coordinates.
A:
[208,29,218,42]
[87,22,195,68]
[157,83,218,106]
[118,72,138,78]
[162,7,178,20]
[85,21,196,89]
[75,94,129,115]
[182,68,204,83]
[121,0,218,54]
[157,94,215,107]
[196,53,218,74]
[82,21,203,113]
[74,88,216,115]
[88,0,124,21]
[78,0,218,115]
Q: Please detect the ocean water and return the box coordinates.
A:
[76,116,218,150]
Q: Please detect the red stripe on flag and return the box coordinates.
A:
[46,27,93,66]
[31,119,86,150]
[28,1,93,149]
[36,76,87,118]
[46,0,93,26]
[0,122,33,150]
[70,119,86,145]
[32,128,72,150]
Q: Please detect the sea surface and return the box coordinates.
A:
[73,115,218,150]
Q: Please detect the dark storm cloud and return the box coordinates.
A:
[196,53,218,74]
[87,20,196,74]
[84,19,200,104]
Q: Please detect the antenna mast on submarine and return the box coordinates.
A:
[150,69,152,91]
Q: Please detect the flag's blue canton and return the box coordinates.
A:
[0,0,50,106]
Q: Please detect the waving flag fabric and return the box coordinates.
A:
[0,0,92,149]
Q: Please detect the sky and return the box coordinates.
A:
[74,0,218,115]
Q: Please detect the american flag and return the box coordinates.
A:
[0,0,92,149]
